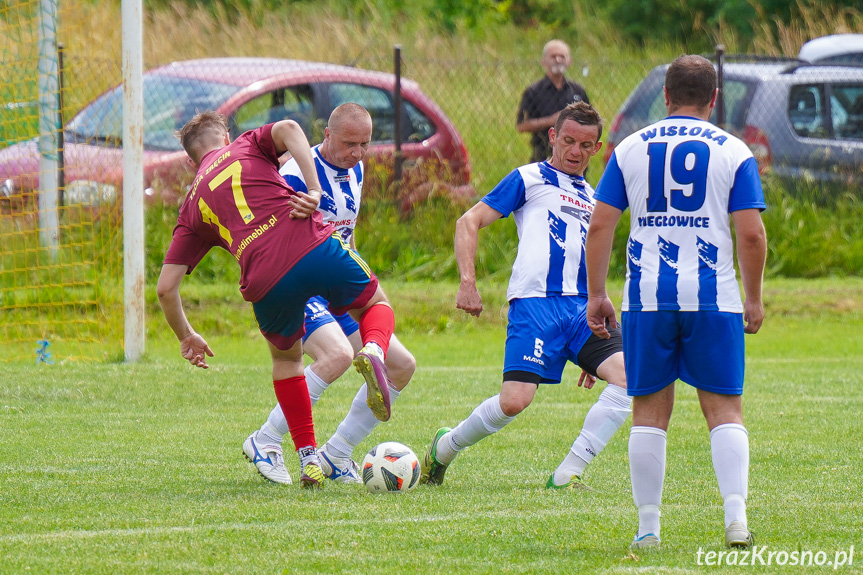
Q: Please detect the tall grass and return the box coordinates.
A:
[751,0,863,56]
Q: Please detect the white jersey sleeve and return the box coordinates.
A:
[595,116,766,312]
[279,144,363,244]
[483,161,595,301]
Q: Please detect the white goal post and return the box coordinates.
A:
[122,0,145,361]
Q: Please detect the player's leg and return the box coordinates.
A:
[295,234,395,421]
[420,298,561,486]
[254,301,353,451]
[629,387,673,548]
[346,292,395,422]
[267,341,325,489]
[624,310,680,549]
[381,333,416,391]
[419,379,535,486]
[549,315,631,489]
[683,311,751,548]
[246,266,328,489]
[699,390,750,546]
[320,332,416,482]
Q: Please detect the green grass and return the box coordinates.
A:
[1,278,862,573]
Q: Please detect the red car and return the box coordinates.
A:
[0,57,470,207]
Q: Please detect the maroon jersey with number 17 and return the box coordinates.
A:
[164,123,334,302]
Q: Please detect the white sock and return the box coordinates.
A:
[630,426,667,538]
[553,384,631,484]
[438,394,515,465]
[258,365,331,444]
[297,445,319,468]
[710,422,749,528]
[305,365,330,407]
[325,384,401,460]
[260,408,287,444]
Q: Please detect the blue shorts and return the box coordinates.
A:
[622,310,745,397]
[503,296,595,384]
[303,295,360,342]
[252,234,377,350]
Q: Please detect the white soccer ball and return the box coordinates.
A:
[361,442,420,494]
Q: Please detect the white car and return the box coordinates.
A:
[798,34,863,65]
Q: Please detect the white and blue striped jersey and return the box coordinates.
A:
[279,144,363,244]
[595,116,766,313]
[482,161,595,301]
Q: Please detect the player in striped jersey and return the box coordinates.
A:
[420,101,631,490]
[587,55,767,549]
[245,104,416,485]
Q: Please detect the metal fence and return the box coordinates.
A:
[3,24,862,361]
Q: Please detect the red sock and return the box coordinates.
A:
[359,304,395,357]
[272,376,316,451]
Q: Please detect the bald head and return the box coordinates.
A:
[542,39,571,78]
[321,103,373,170]
[328,103,372,135]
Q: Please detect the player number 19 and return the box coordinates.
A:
[646,140,710,213]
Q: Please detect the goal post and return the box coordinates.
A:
[0,0,140,363]
[122,0,144,362]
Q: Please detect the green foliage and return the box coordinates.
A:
[141,0,861,48]
[761,182,863,278]
[601,0,858,50]
[602,0,756,49]
[144,174,863,291]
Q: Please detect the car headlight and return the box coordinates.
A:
[64,180,117,206]
[1,179,13,198]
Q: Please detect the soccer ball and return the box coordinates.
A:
[361,442,420,494]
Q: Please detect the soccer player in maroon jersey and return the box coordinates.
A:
[157,111,395,489]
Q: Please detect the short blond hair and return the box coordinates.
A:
[176,110,228,165]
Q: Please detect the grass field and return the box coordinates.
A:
[1,278,862,574]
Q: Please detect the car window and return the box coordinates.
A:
[65,76,238,152]
[231,86,315,137]
[719,80,754,132]
[639,78,753,133]
[831,84,863,141]
[404,101,436,142]
[818,53,863,65]
[328,83,395,143]
[788,85,828,138]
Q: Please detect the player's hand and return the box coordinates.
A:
[288,189,321,219]
[586,295,618,339]
[577,370,597,389]
[456,282,483,317]
[180,332,214,369]
[743,298,764,334]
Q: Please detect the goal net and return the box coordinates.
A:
[0,0,124,363]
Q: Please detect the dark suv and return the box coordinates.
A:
[604,58,863,188]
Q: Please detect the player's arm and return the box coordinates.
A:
[454,201,502,317]
[270,120,322,219]
[157,263,214,368]
[732,208,767,334]
[585,201,622,339]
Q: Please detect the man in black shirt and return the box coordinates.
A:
[516,39,590,163]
